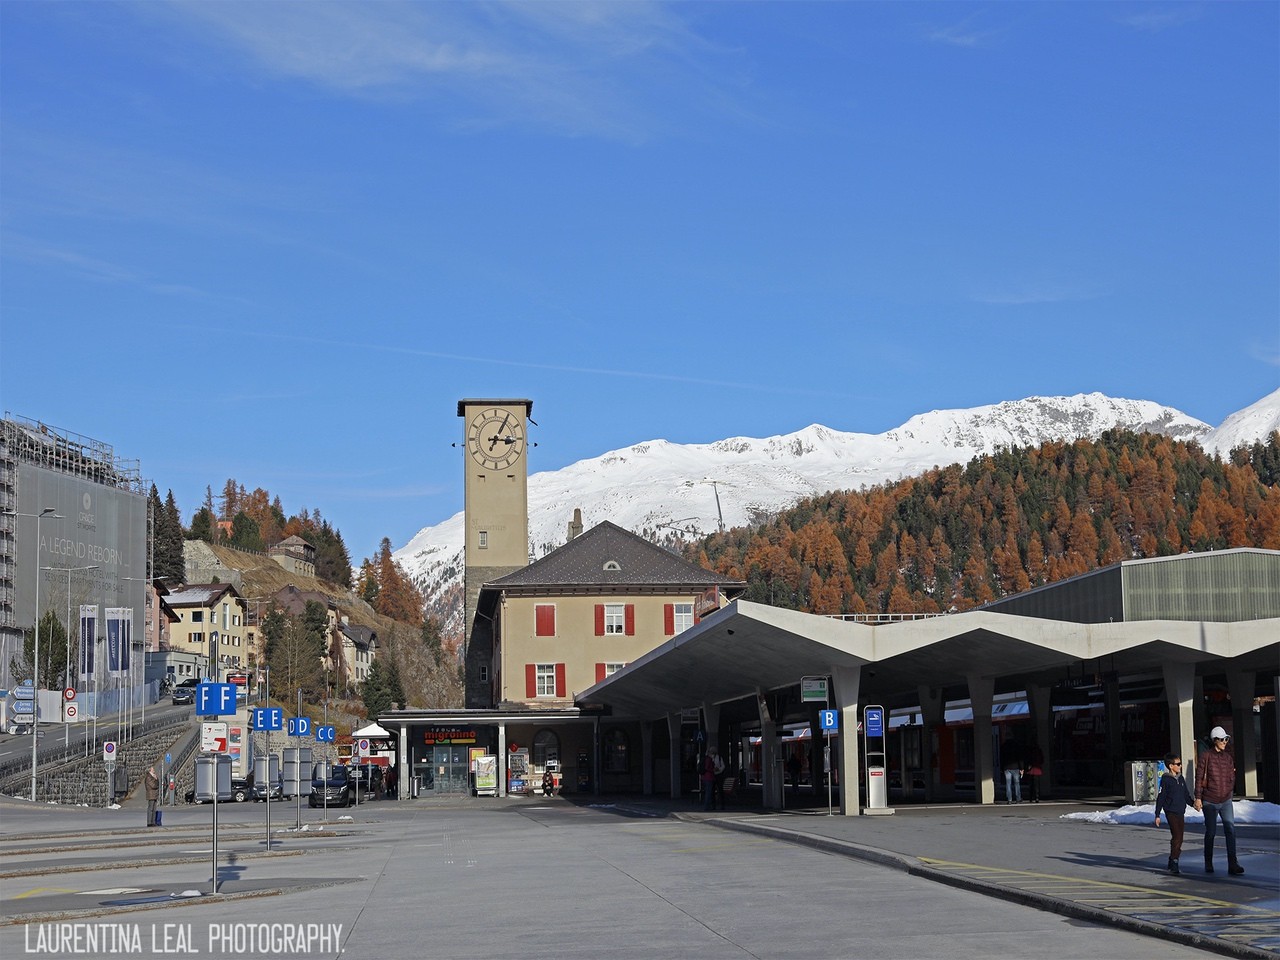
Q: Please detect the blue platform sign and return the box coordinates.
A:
[864,706,884,739]
[819,709,839,732]
[287,716,312,738]
[253,707,284,731]
[196,682,237,716]
[316,725,336,743]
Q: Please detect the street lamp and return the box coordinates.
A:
[3,507,62,802]
[41,563,98,748]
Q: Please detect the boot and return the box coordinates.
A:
[1228,862,1244,876]
[1205,860,1214,874]
[1169,859,1180,875]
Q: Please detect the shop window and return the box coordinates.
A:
[533,729,560,773]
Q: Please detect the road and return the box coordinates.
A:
[0,796,1238,960]
[0,700,192,768]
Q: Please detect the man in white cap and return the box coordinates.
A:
[1194,726,1243,875]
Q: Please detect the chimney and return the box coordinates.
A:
[567,508,584,543]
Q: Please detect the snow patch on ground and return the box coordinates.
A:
[1061,799,1280,825]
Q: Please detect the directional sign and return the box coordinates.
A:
[201,722,229,753]
[286,716,312,737]
[252,707,284,731]
[11,700,34,715]
[316,725,336,743]
[195,682,237,716]
[819,709,839,732]
[13,683,34,701]
[103,741,117,763]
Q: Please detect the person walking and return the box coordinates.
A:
[1194,726,1244,876]
[1153,753,1194,874]
[144,764,160,828]
[710,751,727,810]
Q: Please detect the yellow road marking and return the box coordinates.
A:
[12,887,75,899]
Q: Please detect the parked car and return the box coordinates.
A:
[308,763,383,807]
[252,774,283,801]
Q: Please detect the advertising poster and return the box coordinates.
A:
[79,605,98,678]
[105,608,131,676]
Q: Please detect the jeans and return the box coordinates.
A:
[1202,798,1238,865]
[702,779,714,811]
[1004,768,1021,802]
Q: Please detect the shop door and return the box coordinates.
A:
[431,745,470,795]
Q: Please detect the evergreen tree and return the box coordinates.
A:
[8,611,68,688]
[362,657,394,719]
[159,489,186,584]
[189,506,214,543]
[229,511,264,551]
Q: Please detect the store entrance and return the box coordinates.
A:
[421,744,470,796]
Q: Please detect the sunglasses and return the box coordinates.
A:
[1168,761,1182,766]
[1213,737,1228,742]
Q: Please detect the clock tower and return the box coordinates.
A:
[458,398,532,707]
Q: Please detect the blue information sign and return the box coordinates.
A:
[316,725,336,743]
[253,707,284,731]
[819,709,838,732]
[195,682,237,716]
[287,716,313,737]
[865,706,884,739]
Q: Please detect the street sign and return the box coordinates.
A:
[252,707,284,731]
[286,716,312,737]
[801,676,829,703]
[13,683,34,701]
[201,722,229,753]
[316,725,336,743]
[63,687,76,701]
[12,700,34,715]
[195,682,237,716]
[819,709,838,732]
[103,741,117,763]
[357,737,370,755]
[63,703,78,721]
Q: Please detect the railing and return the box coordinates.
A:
[824,612,949,623]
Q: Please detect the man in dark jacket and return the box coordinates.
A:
[1194,726,1243,876]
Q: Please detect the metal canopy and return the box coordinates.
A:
[578,599,1280,721]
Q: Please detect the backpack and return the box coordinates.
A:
[713,755,725,775]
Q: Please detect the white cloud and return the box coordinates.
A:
[1116,7,1202,33]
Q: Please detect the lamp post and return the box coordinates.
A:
[41,563,98,748]
[3,507,62,802]
[121,576,167,736]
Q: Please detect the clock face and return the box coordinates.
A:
[466,407,525,470]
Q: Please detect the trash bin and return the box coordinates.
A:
[867,765,888,808]
[1124,760,1160,803]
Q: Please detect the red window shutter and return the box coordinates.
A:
[594,604,605,636]
[535,604,555,637]
[624,604,635,636]
[555,663,566,698]
[525,664,536,698]
[663,603,674,635]
[596,662,606,683]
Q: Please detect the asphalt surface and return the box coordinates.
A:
[0,789,1276,960]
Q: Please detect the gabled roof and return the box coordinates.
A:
[484,521,745,593]
[342,623,377,648]
[166,583,242,607]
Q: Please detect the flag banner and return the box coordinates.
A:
[79,605,98,677]
[106,607,128,676]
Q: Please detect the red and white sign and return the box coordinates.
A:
[63,703,78,721]
[355,738,370,758]
[201,721,229,753]
[63,687,76,701]
[103,741,117,763]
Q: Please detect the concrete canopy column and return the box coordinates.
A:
[702,701,721,756]
[398,722,408,802]
[758,690,780,809]
[497,721,507,798]
[917,685,943,803]
[1025,684,1053,799]
[1226,667,1258,797]
[641,721,654,796]
[1104,671,1123,794]
[667,713,682,800]
[1163,661,1197,785]
[967,674,995,805]
[832,664,861,816]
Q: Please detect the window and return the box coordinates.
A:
[190,632,203,645]
[535,664,557,697]
[478,665,489,683]
[533,730,560,774]
[191,611,204,623]
[604,662,625,677]
[602,560,621,571]
[603,604,625,635]
[478,530,488,549]
[673,603,694,633]
[603,728,629,774]
[535,604,556,637]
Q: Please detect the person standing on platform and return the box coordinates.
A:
[1025,743,1045,803]
[144,764,160,827]
[701,752,716,811]
[1153,753,1194,874]
[1001,739,1023,803]
[1195,726,1244,876]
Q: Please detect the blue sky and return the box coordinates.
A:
[2,1,1277,562]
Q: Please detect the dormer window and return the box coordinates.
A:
[603,560,621,571]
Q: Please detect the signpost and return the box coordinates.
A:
[862,705,893,816]
[194,682,238,892]
[819,708,838,816]
[103,741,117,807]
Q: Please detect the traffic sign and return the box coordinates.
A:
[195,682,237,716]
[201,722,229,753]
[252,707,284,731]
[819,709,838,732]
[103,741,117,762]
[12,700,34,715]
[357,737,370,755]
[64,703,78,721]
[286,716,312,737]
[13,683,34,701]
[316,725,336,743]
[63,687,76,701]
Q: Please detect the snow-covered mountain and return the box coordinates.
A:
[1201,387,1280,455]
[397,391,1275,637]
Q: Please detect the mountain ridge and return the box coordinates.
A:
[398,390,1280,637]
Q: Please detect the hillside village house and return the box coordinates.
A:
[272,584,376,693]
[163,583,249,682]
[270,535,317,578]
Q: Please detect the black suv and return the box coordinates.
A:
[186,776,251,803]
[308,763,383,807]
[171,685,195,705]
